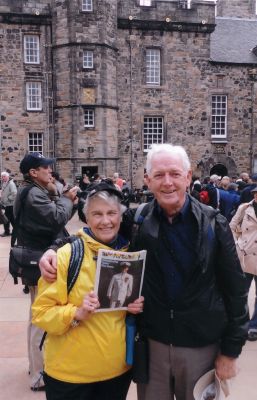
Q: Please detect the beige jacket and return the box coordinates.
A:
[229,201,257,275]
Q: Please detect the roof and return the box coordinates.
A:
[210,17,257,64]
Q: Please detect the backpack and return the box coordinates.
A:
[39,237,84,350]
[199,190,210,205]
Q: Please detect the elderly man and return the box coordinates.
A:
[0,171,17,236]
[39,144,248,400]
[127,144,248,400]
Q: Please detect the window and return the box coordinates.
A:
[26,82,42,111]
[83,50,94,68]
[140,0,151,5]
[82,0,93,11]
[178,0,193,9]
[211,95,227,139]
[84,109,94,127]
[24,35,40,64]
[146,49,160,85]
[143,116,164,151]
[28,132,43,153]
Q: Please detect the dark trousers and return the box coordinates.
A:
[245,273,257,330]
[43,370,132,400]
[3,205,14,233]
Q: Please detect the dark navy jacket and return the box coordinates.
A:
[124,196,248,358]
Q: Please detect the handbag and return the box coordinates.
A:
[132,333,149,384]
[9,246,42,285]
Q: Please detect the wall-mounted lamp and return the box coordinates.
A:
[88,145,94,158]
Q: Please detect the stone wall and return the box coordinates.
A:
[0,0,257,187]
[216,0,256,19]
[0,3,52,182]
[52,0,120,182]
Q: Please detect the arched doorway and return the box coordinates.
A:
[210,163,228,177]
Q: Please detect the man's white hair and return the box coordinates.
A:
[146,143,191,175]
[210,174,220,183]
[1,171,9,177]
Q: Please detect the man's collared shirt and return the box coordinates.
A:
[157,196,198,303]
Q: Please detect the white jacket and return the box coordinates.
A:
[230,201,257,275]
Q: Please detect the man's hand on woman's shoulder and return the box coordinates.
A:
[39,249,57,282]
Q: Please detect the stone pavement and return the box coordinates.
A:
[0,214,256,400]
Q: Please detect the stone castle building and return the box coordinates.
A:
[1,0,257,187]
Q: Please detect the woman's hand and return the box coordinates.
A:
[75,291,100,321]
[127,296,144,315]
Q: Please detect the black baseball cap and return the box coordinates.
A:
[20,152,55,174]
[87,179,123,200]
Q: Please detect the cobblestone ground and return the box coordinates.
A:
[0,213,256,399]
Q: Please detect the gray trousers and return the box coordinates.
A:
[137,339,219,400]
[28,286,44,388]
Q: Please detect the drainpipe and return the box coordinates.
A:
[128,34,133,189]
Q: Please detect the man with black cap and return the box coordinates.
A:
[13,152,78,391]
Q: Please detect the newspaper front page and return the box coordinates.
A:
[94,249,146,312]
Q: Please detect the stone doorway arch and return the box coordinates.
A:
[210,163,228,177]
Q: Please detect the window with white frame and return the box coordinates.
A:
[178,0,189,8]
[140,0,151,5]
[211,95,227,139]
[146,49,160,85]
[26,82,42,111]
[83,50,94,68]
[24,35,40,64]
[143,116,164,151]
[82,0,93,11]
[28,132,43,154]
[84,109,94,127]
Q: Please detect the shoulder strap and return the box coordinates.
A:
[67,237,84,294]
[216,188,220,209]
[210,216,215,233]
[39,237,85,351]
[11,184,34,246]
[134,202,149,224]
[130,202,151,250]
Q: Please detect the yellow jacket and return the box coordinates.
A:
[32,229,130,383]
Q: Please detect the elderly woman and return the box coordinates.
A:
[32,181,144,400]
[230,186,257,342]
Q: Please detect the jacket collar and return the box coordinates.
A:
[78,227,129,252]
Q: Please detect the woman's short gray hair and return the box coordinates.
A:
[83,191,126,218]
[146,143,191,175]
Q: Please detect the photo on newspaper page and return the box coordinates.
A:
[94,249,146,312]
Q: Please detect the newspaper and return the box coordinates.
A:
[94,249,146,312]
